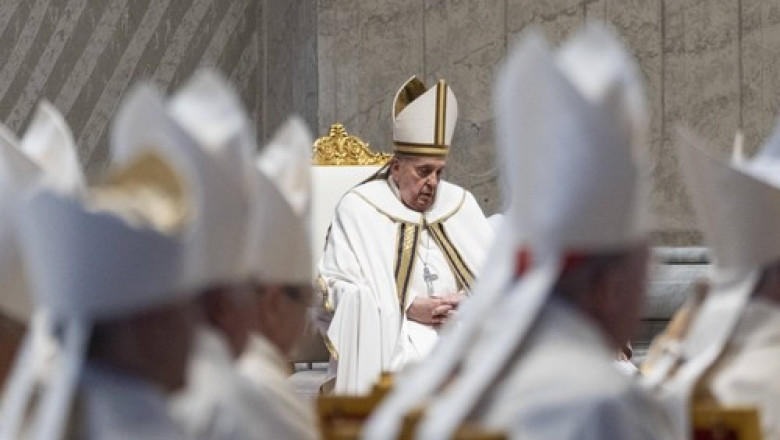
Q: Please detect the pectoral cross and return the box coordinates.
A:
[423,264,438,296]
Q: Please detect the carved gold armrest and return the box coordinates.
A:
[398,408,506,440]
[692,405,762,440]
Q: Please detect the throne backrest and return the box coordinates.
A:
[290,124,390,365]
[310,123,391,269]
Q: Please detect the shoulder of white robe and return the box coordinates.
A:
[349,180,422,223]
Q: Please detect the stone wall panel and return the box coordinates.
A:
[0,0,265,178]
[741,0,780,156]
[424,0,505,213]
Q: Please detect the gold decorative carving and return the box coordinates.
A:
[312,123,391,166]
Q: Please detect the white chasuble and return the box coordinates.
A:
[236,334,319,440]
[318,178,492,394]
[701,299,780,440]
[478,300,677,440]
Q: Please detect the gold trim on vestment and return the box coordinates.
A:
[350,190,409,223]
[323,333,339,361]
[435,79,447,147]
[394,222,421,312]
[427,221,475,292]
[431,190,466,223]
[393,145,449,157]
[351,184,466,225]
[316,275,334,313]
[315,275,338,359]
[393,141,449,148]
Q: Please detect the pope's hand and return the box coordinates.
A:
[407,296,456,326]
[439,291,466,310]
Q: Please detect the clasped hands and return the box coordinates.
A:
[407,291,465,327]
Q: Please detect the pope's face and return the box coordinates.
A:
[390,156,447,212]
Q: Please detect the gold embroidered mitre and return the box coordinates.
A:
[392,76,458,157]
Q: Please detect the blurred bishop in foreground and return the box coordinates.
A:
[110,72,263,440]
[0,101,85,395]
[235,115,319,440]
[366,23,679,440]
[5,147,196,440]
[645,122,780,439]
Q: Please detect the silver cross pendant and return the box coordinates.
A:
[423,264,438,296]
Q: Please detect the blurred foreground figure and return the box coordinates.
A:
[236,116,318,440]
[614,342,640,376]
[366,23,678,440]
[318,75,493,394]
[645,124,780,439]
[110,71,275,440]
[0,102,84,391]
[3,146,195,440]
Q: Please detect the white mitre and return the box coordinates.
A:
[656,126,780,435]
[0,102,85,323]
[684,131,780,272]
[112,71,252,291]
[414,23,648,440]
[732,122,780,187]
[0,103,86,440]
[0,149,190,440]
[243,116,313,284]
[392,76,458,157]
[0,130,39,325]
[20,102,85,193]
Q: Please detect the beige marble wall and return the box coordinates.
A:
[318,1,504,213]
[6,1,772,244]
[317,0,780,245]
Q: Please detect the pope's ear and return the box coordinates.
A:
[389,157,401,174]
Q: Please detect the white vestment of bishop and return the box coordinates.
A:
[318,176,492,394]
[237,333,318,440]
[700,298,780,440]
[79,363,190,440]
[477,299,676,440]
[171,328,279,440]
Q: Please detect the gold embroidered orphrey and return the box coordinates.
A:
[312,123,391,166]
